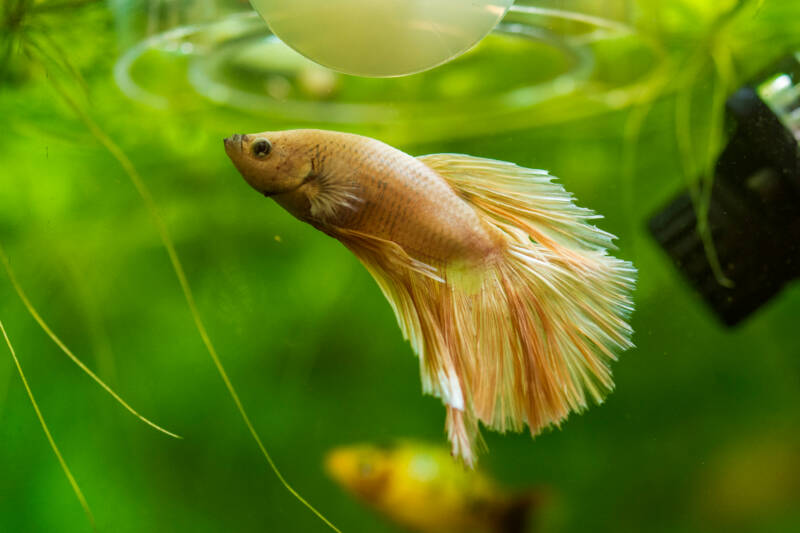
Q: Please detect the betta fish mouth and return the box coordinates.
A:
[223,134,249,154]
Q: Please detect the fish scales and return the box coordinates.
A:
[308,132,501,265]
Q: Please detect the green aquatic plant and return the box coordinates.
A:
[2,1,800,531]
[1,1,339,530]
[621,0,778,287]
[2,0,172,526]
[1,0,96,84]
[673,0,754,289]
[48,54,342,533]
[0,244,181,437]
[0,319,96,531]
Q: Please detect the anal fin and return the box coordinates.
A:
[329,227,466,413]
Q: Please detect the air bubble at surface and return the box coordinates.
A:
[248,0,514,77]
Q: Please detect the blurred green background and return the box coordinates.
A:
[2,1,800,532]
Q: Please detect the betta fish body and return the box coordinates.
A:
[224,129,635,465]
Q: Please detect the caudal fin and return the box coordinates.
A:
[335,154,636,465]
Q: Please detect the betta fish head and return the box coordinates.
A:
[224,131,313,196]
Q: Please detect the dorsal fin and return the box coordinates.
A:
[418,153,617,252]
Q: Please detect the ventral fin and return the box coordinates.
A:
[328,226,466,411]
[330,227,443,282]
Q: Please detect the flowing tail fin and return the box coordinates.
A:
[335,154,636,466]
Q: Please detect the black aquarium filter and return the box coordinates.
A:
[649,53,800,326]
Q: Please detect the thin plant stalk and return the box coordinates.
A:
[0,318,97,532]
[30,35,342,533]
[0,244,181,439]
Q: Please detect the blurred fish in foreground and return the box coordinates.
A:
[325,442,547,533]
[225,129,636,465]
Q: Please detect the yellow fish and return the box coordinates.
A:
[325,442,544,533]
[224,129,635,465]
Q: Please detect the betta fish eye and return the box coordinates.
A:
[251,138,272,158]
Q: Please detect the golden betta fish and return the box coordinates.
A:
[224,129,635,465]
[325,442,544,533]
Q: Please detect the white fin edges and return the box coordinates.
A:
[418,154,637,462]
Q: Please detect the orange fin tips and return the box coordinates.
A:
[446,406,483,468]
[417,153,636,461]
[333,154,636,464]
